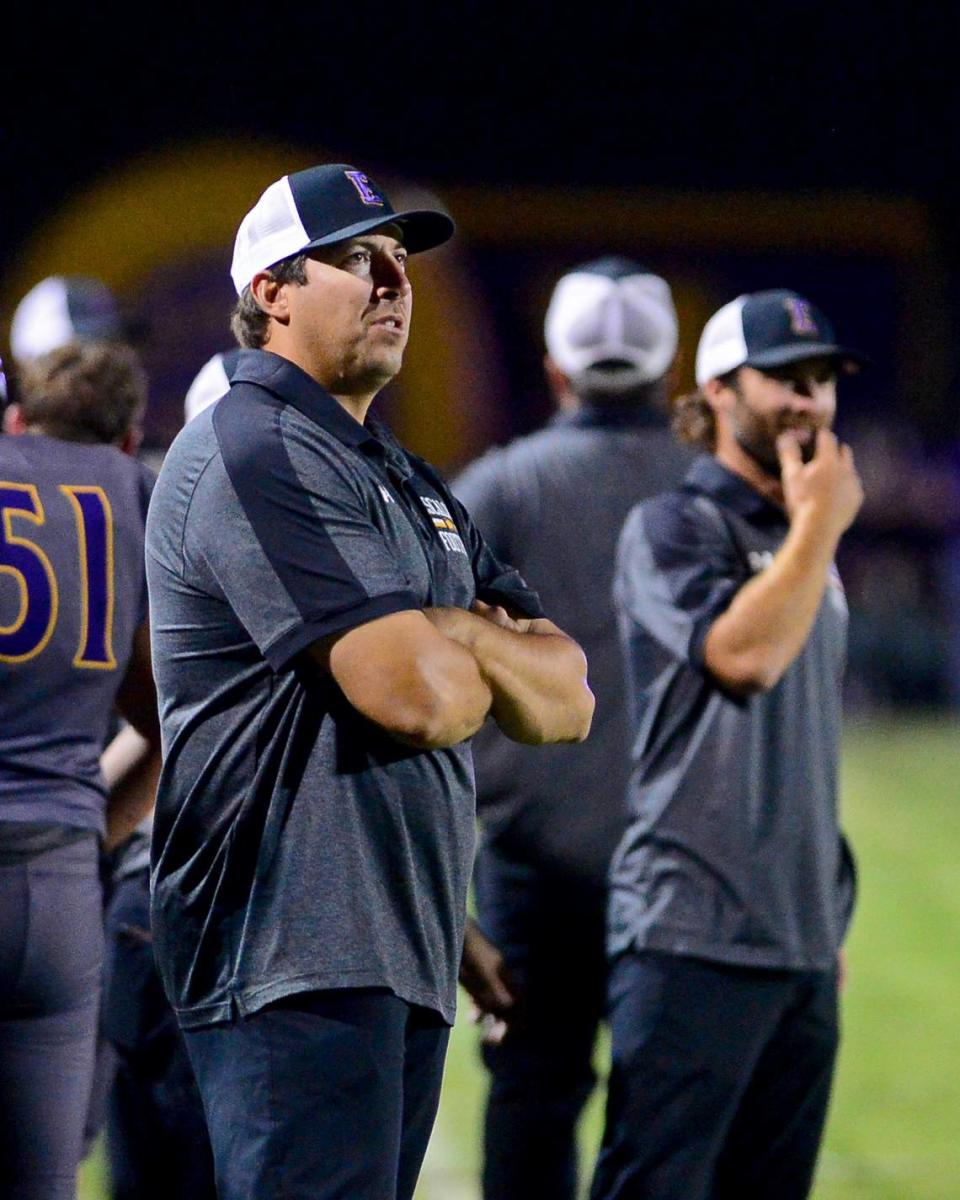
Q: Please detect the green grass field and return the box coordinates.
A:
[79,715,960,1199]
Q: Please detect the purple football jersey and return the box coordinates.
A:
[0,434,154,833]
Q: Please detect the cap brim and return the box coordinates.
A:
[303,208,455,256]
[745,343,870,373]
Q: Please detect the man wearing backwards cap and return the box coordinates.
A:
[144,163,594,1200]
[452,257,691,1200]
[590,289,865,1200]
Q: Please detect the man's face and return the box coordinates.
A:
[285,225,412,397]
[724,357,839,475]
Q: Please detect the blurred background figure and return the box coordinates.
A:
[2,276,215,1199]
[183,347,240,424]
[9,276,142,367]
[4,275,144,443]
[0,340,159,1199]
[452,257,691,1200]
[592,290,864,1200]
[95,351,219,1200]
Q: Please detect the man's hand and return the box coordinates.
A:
[459,917,522,1046]
[704,429,865,696]
[422,604,594,745]
[778,428,863,537]
[471,598,523,631]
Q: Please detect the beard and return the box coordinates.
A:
[733,405,820,477]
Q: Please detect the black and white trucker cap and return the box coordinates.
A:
[544,256,678,390]
[695,289,867,387]
[230,164,455,294]
[10,276,138,364]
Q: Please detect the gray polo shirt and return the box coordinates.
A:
[452,405,692,885]
[145,349,542,1028]
[609,455,855,971]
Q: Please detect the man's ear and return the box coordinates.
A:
[702,375,736,415]
[2,403,27,435]
[249,272,291,323]
[544,355,579,412]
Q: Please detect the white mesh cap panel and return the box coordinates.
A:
[545,271,678,386]
[10,278,74,363]
[230,177,310,294]
[695,296,749,386]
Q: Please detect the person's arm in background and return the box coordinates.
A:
[459,916,521,1045]
[703,430,863,696]
[102,620,162,851]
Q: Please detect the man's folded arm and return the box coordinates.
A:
[423,605,594,745]
[308,609,494,750]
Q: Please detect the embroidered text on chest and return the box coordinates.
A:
[420,496,468,555]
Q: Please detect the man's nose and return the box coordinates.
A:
[787,374,818,401]
[373,253,409,296]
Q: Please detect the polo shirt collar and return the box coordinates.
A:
[231,349,379,450]
[684,454,785,523]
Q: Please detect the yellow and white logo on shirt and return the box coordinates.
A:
[420,496,468,555]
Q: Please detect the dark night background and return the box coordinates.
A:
[4,5,959,266]
[4,2,960,708]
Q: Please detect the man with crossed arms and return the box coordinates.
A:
[145,163,594,1200]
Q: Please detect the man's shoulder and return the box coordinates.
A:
[453,420,689,494]
[187,381,354,484]
[450,425,587,507]
[621,482,727,560]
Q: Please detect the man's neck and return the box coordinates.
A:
[262,344,380,426]
[714,440,785,508]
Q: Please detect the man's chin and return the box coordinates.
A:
[341,355,405,397]
[735,433,781,479]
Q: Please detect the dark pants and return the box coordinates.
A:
[101,870,216,1200]
[183,988,450,1200]
[0,835,102,1200]
[474,844,609,1200]
[590,950,840,1200]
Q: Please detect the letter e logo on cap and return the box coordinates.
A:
[344,171,384,206]
[784,297,818,337]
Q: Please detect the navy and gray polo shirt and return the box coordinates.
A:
[145,349,542,1028]
[609,455,855,971]
[452,405,692,886]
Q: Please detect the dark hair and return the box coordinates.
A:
[230,254,309,349]
[671,368,741,452]
[17,341,146,445]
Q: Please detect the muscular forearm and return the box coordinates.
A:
[425,608,594,744]
[704,507,840,694]
[318,610,494,750]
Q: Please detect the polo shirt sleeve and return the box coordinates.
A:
[614,491,745,667]
[186,405,420,672]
